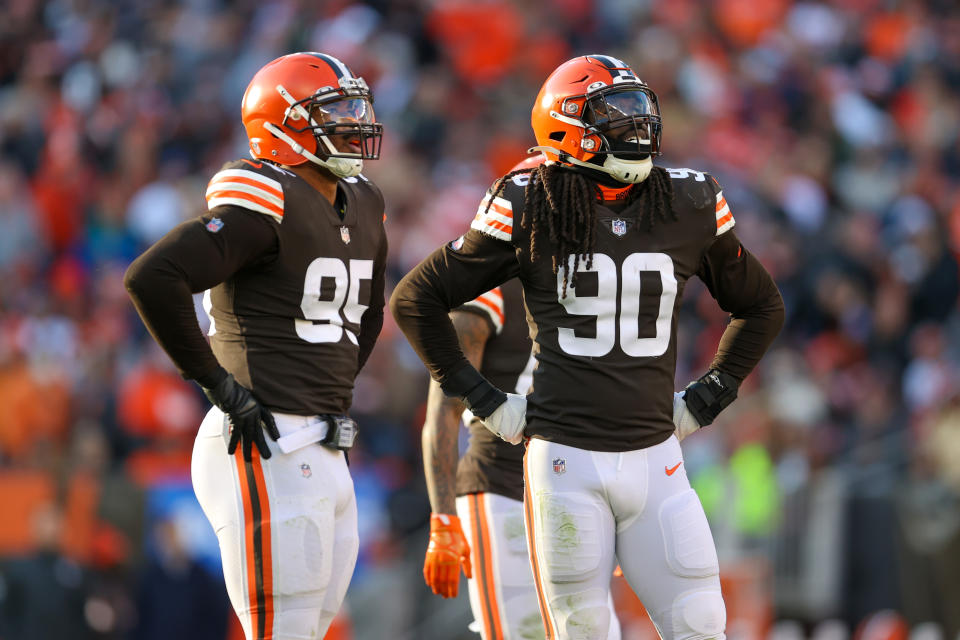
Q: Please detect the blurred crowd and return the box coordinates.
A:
[0,0,959,639]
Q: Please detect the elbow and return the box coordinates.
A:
[123,258,145,299]
[768,288,786,336]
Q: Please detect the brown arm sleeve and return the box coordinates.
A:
[390,230,520,401]
[357,225,387,373]
[422,310,490,515]
[696,230,785,381]
[124,207,279,385]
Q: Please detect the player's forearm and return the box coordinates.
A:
[124,253,222,382]
[356,308,383,373]
[422,380,466,515]
[390,261,473,388]
[710,280,784,380]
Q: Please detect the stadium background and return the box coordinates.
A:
[1,0,959,638]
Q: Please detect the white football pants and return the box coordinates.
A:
[523,436,726,640]
[192,407,358,640]
[456,492,621,640]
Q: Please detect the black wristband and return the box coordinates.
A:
[439,363,506,418]
[683,369,739,427]
[462,380,507,419]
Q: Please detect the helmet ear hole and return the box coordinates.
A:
[549,131,565,142]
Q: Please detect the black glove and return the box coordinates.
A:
[682,369,740,427]
[202,373,280,461]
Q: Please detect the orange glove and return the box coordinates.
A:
[424,513,472,598]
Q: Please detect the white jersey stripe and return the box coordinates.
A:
[207,182,284,208]
[475,209,513,228]
[209,169,283,192]
[471,218,511,241]
[207,196,283,222]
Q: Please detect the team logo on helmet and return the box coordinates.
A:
[552,458,566,475]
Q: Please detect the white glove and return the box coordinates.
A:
[673,392,701,442]
[480,393,527,445]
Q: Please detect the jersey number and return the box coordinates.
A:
[557,252,677,357]
[297,258,373,345]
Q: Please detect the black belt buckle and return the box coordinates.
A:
[321,415,358,451]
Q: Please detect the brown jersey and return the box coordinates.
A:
[125,158,387,417]
[455,279,532,502]
[205,160,387,415]
[390,166,783,452]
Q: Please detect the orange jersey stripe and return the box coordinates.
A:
[474,295,505,327]
[488,201,513,219]
[483,288,503,300]
[206,189,285,218]
[716,196,727,212]
[716,212,733,228]
[484,219,513,234]
[209,175,284,201]
[477,493,505,639]
[523,452,556,639]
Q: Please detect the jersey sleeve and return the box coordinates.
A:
[470,185,515,242]
[124,206,280,382]
[205,167,285,222]
[696,229,784,381]
[713,184,735,236]
[455,287,505,335]
[357,221,387,373]
[390,229,520,396]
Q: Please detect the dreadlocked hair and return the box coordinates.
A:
[482,164,676,298]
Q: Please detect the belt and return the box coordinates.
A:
[276,419,329,454]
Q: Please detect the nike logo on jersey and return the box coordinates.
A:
[665,462,682,476]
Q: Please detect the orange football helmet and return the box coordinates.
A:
[530,54,661,184]
[241,52,382,178]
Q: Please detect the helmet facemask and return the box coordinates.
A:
[268,77,383,178]
[578,86,662,184]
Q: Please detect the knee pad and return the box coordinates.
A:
[533,492,606,582]
[672,589,726,640]
[659,490,719,578]
[549,588,611,640]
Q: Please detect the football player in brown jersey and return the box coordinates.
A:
[125,52,386,640]
[391,55,784,640]
[420,157,622,639]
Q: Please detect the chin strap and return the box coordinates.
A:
[271,84,364,178]
[527,145,650,184]
[264,122,363,178]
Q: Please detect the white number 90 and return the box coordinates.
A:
[557,252,677,358]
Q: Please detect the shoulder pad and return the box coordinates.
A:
[470,180,516,242]
[461,287,504,335]
[205,160,285,222]
[664,167,735,236]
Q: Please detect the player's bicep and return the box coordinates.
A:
[136,206,278,293]
[697,231,780,315]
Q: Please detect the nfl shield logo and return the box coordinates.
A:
[300,463,312,478]
[340,226,351,244]
[450,235,465,251]
[552,458,566,475]
[611,219,627,236]
[205,217,224,233]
